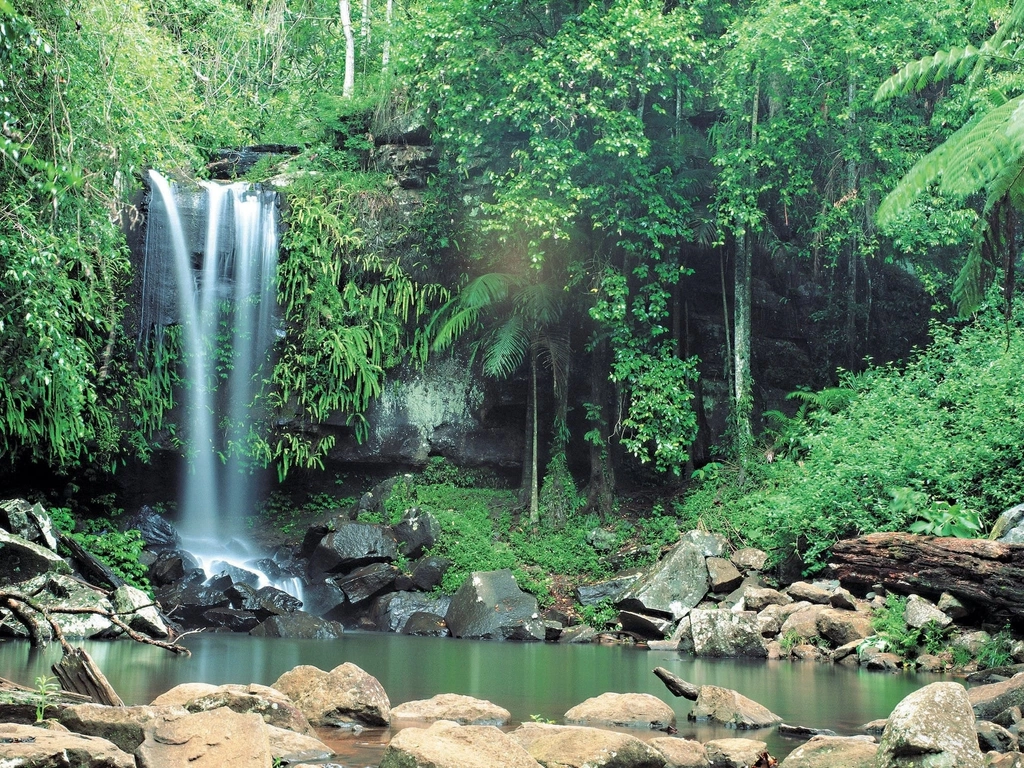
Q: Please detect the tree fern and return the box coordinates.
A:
[874,43,1010,103]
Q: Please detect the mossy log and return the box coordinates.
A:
[830,533,1024,617]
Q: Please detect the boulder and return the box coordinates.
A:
[616,542,709,620]
[391,694,511,725]
[707,558,743,593]
[156,579,230,628]
[135,706,273,768]
[249,612,344,639]
[992,503,1024,544]
[688,685,783,729]
[308,521,399,576]
[379,719,542,768]
[59,703,188,753]
[510,722,667,768]
[411,556,452,591]
[703,738,769,768]
[779,603,828,642]
[1,574,114,639]
[0,499,56,548]
[151,683,221,706]
[373,590,453,633]
[149,549,201,587]
[731,548,768,572]
[619,610,673,640]
[121,506,180,550]
[786,582,832,605]
[564,692,676,730]
[778,735,878,767]
[815,608,873,646]
[862,649,904,672]
[680,530,729,557]
[690,609,766,657]
[202,607,261,632]
[575,572,643,607]
[444,569,544,641]
[977,720,1018,753]
[970,675,1024,721]
[0,683,91,723]
[877,682,984,768]
[265,724,333,763]
[163,682,314,735]
[559,624,600,644]
[403,611,449,636]
[956,631,993,656]
[904,595,953,630]
[829,588,860,611]
[0,722,134,767]
[937,592,970,620]
[110,584,168,638]
[649,736,709,768]
[744,588,792,612]
[393,508,440,559]
[0,530,70,582]
[272,662,391,727]
[332,562,400,605]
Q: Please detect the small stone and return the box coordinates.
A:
[957,631,994,656]
[977,720,1018,753]
[916,653,949,673]
[564,692,676,730]
[787,582,832,605]
[745,588,792,612]
[707,557,743,593]
[792,644,823,662]
[680,530,729,557]
[938,592,971,620]
[904,594,952,630]
[704,737,770,768]
[731,548,768,572]
[391,694,511,726]
[650,735,708,767]
[828,588,858,611]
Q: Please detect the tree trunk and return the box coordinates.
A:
[528,348,540,525]
[733,231,753,468]
[52,648,124,706]
[381,0,393,72]
[585,336,615,519]
[830,532,1024,619]
[340,0,355,98]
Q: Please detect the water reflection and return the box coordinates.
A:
[0,633,955,759]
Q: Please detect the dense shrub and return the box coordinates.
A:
[678,301,1024,574]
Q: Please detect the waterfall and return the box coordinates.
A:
[142,170,300,600]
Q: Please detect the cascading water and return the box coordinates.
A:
[141,170,302,600]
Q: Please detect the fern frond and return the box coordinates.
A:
[951,239,990,316]
[877,96,1024,226]
[874,44,998,102]
[460,272,521,309]
[482,316,528,378]
[786,386,856,414]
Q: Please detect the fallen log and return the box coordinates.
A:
[653,667,700,700]
[830,533,1024,618]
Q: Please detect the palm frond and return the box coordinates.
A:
[533,328,572,399]
[951,238,991,316]
[482,316,528,378]
[516,280,563,326]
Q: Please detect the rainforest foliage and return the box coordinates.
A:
[3,0,1024,571]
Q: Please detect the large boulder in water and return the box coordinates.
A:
[877,682,983,768]
[372,590,452,632]
[0,573,114,639]
[690,609,766,658]
[110,584,168,638]
[510,722,667,768]
[249,612,344,640]
[135,706,273,768]
[444,569,544,641]
[331,562,400,605]
[272,662,391,727]
[308,521,399,575]
[392,694,511,726]
[564,692,676,730]
[379,720,542,768]
[0,722,135,768]
[149,549,201,587]
[649,736,709,768]
[688,685,782,729]
[615,541,708,620]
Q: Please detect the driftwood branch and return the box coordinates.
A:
[0,591,190,655]
[653,667,699,700]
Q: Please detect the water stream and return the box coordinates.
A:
[0,633,952,762]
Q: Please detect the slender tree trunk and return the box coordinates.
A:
[361,0,371,47]
[845,75,858,370]
[529,348,540,525]
[734,231,753,469]
[340,0,355,98]
[381,0,393,72]
[585,336,615,519]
